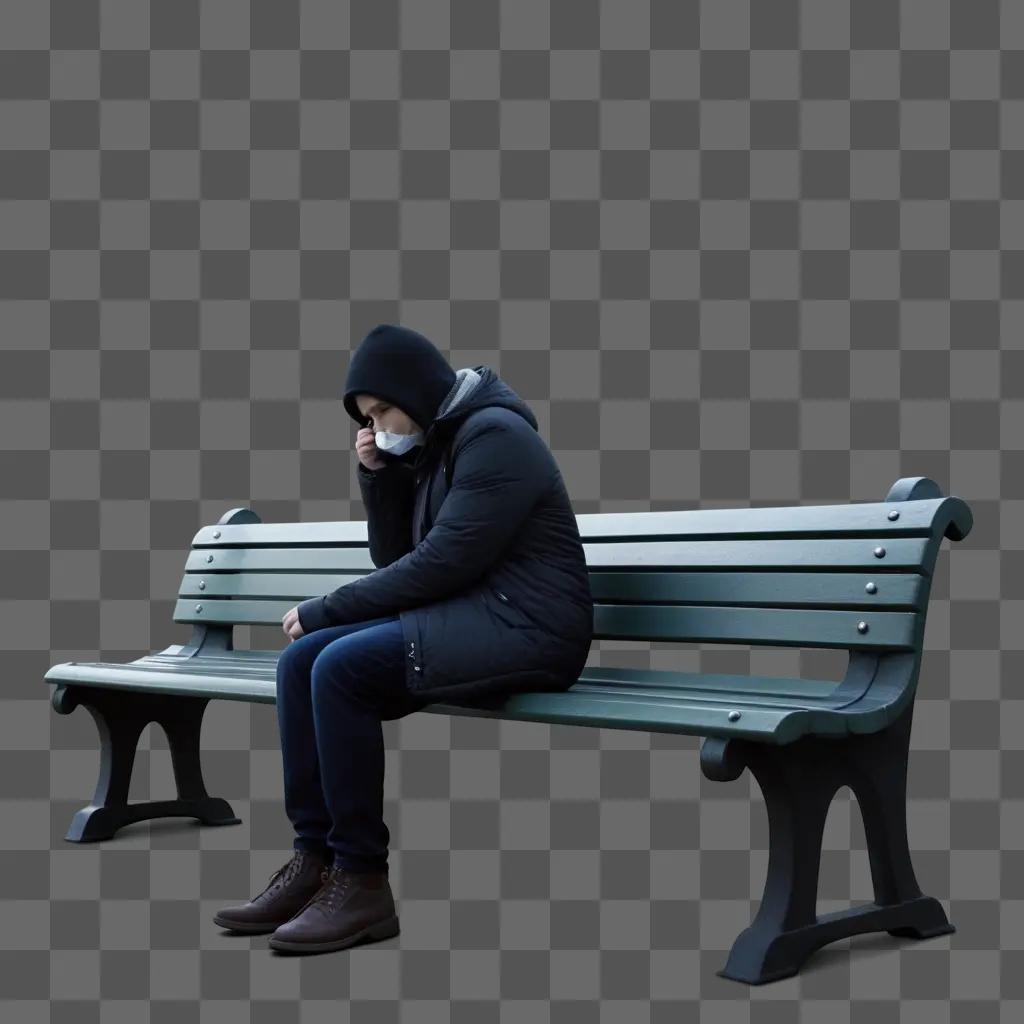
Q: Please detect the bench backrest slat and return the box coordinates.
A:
[181,568,927,612]
[186,495,963,547]
[175,596,919,651]
[183,536,932,575]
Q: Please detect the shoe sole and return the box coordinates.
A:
[213,912,293,935]
[267,913,400,953]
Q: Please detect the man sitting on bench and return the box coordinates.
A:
[213,322,594,955]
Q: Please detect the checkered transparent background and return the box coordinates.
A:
[0,0,1020,1018]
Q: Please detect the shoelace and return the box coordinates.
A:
[306,865,355,914]
[264,851,313,894]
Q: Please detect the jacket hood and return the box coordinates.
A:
[343,323,457,434]
[392,365,537,470]
[432,365,538,433]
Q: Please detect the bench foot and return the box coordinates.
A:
[718,894,954,985]
[66,796,242,843]
[51,683,242,843]
[703,697,954,984]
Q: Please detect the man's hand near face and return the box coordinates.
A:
[356,425,388,471]
[282,607,305,642]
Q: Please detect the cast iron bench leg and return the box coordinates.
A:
[51,683,242,842]
[712,699,954,985]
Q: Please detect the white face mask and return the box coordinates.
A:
[375,428,424,457]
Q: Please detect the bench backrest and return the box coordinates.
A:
[175,476,972,664]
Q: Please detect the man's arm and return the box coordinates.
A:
[295,420,551,632]
[359,460,416,569]
[293,458,415,636]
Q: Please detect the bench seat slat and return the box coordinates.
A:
[45,657,837,702]
[575,665,841,702]
[43,656,880,744]
[472,691,839,744]
[118,657,277,679]
[44,660,279,704]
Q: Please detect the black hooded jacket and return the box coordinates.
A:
[295,364,594,706]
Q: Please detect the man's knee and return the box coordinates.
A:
[309,644,374,708]
[276,633,319,683]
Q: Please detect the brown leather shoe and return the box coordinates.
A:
[213,850,333,934]
[267,863,400,953]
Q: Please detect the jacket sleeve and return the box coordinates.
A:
[294,459,416,636]
[358,460,416,570]
[294,420,551,631]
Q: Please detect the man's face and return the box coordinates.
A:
[355,394,422,436]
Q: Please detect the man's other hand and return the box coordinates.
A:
[282,606,305,642]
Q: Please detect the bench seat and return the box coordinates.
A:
[46,656,894,746]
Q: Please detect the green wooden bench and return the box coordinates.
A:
[44,474,972,985]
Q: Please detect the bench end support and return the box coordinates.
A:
[53,683,243,843]
[707,698,954,984]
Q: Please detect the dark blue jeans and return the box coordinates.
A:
[275,613,430,875]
